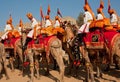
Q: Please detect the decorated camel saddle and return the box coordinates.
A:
[84,29,120,49]
[89,18,120,31]
[3,30,20,49]
[27,34,57,52]
[84,18,120,50]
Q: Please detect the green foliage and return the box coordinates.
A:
[76,12,84,27]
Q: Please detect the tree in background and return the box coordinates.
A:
[76,12,84,27]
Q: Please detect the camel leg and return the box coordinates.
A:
[96,51,102,78]
[34,58,40,80]
[51,47,65,82]
[0,62,3,78]
[113,55,120,70]
[18,54,24,76]
[9,57,15,72]
[85,59,95,82]
[18,48,28,76]
[28,52,34,82]
[4,60,10,80]
[2,55,10,80]
[45,53,50,75]
[81,47,95,82]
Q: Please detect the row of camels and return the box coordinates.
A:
[0,20,120,82]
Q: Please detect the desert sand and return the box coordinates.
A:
[0,60,120,82]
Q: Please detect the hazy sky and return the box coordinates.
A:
[0,0,119,31]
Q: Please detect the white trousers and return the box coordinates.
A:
[78,22,90,34]
[1,32,9,40]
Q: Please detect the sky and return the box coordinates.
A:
[0,0,120,31]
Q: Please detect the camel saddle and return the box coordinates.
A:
[27,34,57,51]
[84,28,120,50]
[3,37,20,49]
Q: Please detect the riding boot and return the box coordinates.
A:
[73,34,82,66]
[75,46,81,66]
[23,37,32,51]
[73,42,80,65]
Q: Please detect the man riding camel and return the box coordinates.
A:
[52,15,65,35]
[107,0,120,31]
[96,0,105,20]
[78,0,95,34]
[1,15,21,44]
[23,13,41,50]
[1,16,14,40]
[42,15,54,36]
[108,0,118,26]
[44,15,52,28]
[54,15,61,28]
[73,0,95,66]
[18,19,24,35]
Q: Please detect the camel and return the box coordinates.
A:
[64,22,95,82]
[0,42,10,80]
[83,26,120,78]
[13,27,65,82]
[1,36,24,74]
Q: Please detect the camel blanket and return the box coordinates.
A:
[3,37,20,48]
[27,35,57,52]
[84,29,119,50]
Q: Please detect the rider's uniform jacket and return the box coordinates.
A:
[84,11,93,24]
[31,18,38,28]
[78,11,93,34]
[110,13,118,25]
[18,26,22,35]
[96,13,104,20]
[54,20,60,28]
[45,19,52,28]
[1,24,13,40]
[4,24,13,32]
[27,18,40,38]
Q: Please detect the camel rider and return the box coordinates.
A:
[78,0,95,33]
[108,9,118,26]
[1,18,14,40]
[107,0,120,31]
[54,15,61,27]
[43,15,53,36]
[73,0,95,66]
[53,15,65,35]
[18,19,24,35]
[23,13,41,50]
[96,0,105,20]
[108,0,118,26]
[44,15,52,28]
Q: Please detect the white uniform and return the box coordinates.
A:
[18,26,21,35]
[78,11,93,33]
[27,18,41,38]
[54,20,60,27]
[31,18,38,28]
[110,13,118,25]
[18,26,23,35]
[1,24,12,40]
[96,13,104,20]
[45,19,52,27]
[84,11,93,24]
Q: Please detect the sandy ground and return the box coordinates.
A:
[0,59,120,82]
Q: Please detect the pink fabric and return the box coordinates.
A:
[4,37,20,48]
[84,30,104,43]
[103,30,118,48]
[84,30,118,49]
[27,35,56,51]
